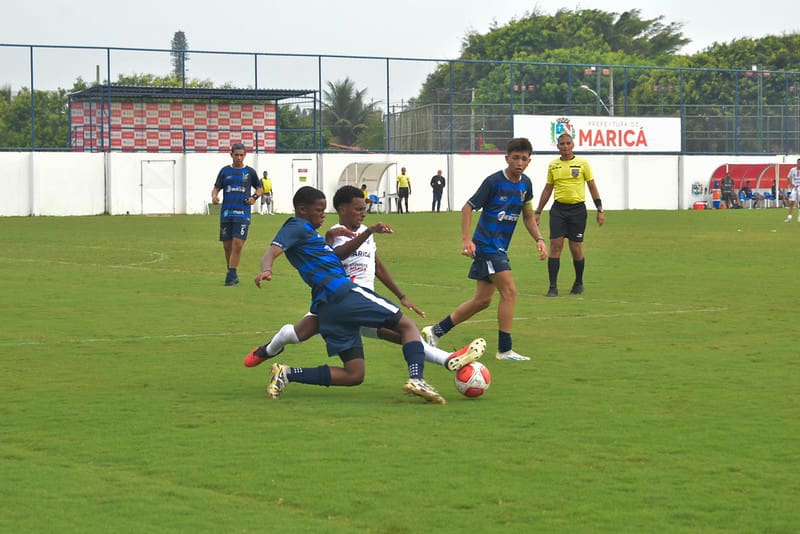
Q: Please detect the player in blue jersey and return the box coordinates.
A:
[253,185,447,403]
[211,143,263,286]
[422,137,548,361]
[244,185,485,372]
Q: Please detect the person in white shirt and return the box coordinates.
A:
[244,185,486,372]
[785,158,800,222]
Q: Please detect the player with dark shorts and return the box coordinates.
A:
[211,142,262,286]
[534,132,604,297]
[422,138,548,361]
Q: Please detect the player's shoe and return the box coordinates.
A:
[266,363,290,399]
[445,338,486,371]
[403,378,446,404]
[225,278,239,286]
[496,349,531,361]
[570,283,584,295]
[243,345,284,367]
[546,286,558,297]
[421,326,440,348]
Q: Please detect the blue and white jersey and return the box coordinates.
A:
[272,217,355,310]
[214,165,260,222]
[467,169,533,256]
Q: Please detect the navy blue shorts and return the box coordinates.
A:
[317,286,402,356]
[549,201,587,242]
[468,253,511,282]
[219,221,250,242]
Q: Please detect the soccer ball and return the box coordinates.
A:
[454,362,491,398]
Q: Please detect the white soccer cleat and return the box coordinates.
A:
[445,338,486,371]
[495,349,531,361]
[421,326,440,348]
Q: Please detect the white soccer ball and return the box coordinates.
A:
[454,362,491,398]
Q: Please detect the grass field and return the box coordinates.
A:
[1,208,798,532]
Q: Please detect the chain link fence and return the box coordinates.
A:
[2,44,799,154]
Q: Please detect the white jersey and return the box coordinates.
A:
[330,223,377,290]
[790,168,800,190]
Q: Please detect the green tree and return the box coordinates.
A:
[170,31,189,78]
[322,78,374,148]
[0,86,70,149]
[277,103,329,151]
[418,8,689,107]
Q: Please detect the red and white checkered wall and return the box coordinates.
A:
[71,101,277,152]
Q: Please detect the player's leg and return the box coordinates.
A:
[225,224,249,285]
[266,348,365,399]
[220,223,236,285]
[423,280,494,347]
[372,325,484,370]
[489,268,529,361]
[244,314,320,367]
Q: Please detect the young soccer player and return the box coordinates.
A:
[245,185,485,373]
[211,143,263,286]
[785,158,800,222]
[422,137,548,361]
[253,186,449,403]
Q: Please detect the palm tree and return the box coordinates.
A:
[323,78,372,148]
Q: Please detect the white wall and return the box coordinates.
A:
[1,151,798,217]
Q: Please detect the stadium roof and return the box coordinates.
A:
[69,85,315,102]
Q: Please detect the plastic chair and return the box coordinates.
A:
[368,194,383,213]
[738,190,752,208]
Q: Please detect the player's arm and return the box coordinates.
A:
[522,202,547,260]
[246,172,264,205]
[587,180,605,226]
[211,187,221,204]
[255,244,284,287]
[460,202,475,257]
[375,255,425,317]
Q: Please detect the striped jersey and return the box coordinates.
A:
[467,169,533,256]
[272,217,355,311]
[214,165,260,222]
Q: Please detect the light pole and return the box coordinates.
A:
[748,65,770,151]
[580,85,611,115]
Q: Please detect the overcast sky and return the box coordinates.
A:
[2,1,798,103]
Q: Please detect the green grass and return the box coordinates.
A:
[1,209,798,533]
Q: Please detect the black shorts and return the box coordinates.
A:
[549,201,587,242]
[468,253,511,282]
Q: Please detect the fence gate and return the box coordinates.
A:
[140,160,176,214]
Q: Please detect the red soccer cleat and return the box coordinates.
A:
[243,346,269,367]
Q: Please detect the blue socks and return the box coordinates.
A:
[402,341,425,379]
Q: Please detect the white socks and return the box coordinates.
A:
[267,324,300,356]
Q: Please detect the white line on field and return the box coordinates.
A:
[1,307,725,347]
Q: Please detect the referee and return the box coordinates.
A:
[534,132,604,297]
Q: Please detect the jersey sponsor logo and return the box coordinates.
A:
[350,250,372,258]
[497,210,520,222]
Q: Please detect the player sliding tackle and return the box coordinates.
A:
[247,185,486,404]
